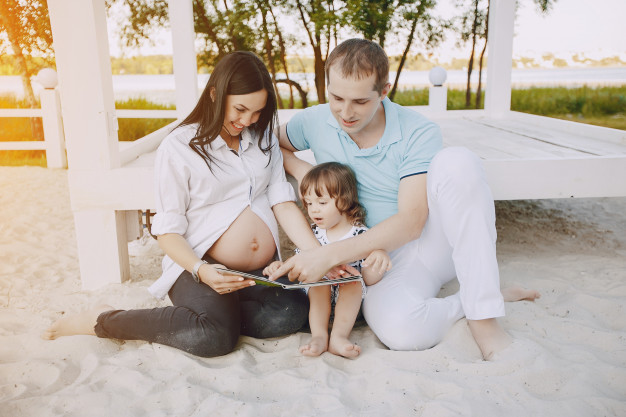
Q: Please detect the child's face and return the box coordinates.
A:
[303,187,346,231]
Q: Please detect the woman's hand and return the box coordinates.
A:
[199,263,255,295]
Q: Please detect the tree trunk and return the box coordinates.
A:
[389,16,418,101]
[465,0,479,108]
[295,0,326,104]
[259,7,283,108]
[276,79,308,108]
[313,44,326,104]
[0,5,43,140]
[476,3,489,109]
[269,5,294,108]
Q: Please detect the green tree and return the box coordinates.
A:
[455,0,487,108]
[0,0,54,138]
[287,0,343,104]
[345,0,443,101]
[388,0,444,101]
[344,0,397,48]
[109,0,308,108]
[455,0,557,109]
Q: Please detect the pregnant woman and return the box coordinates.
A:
[43,51,320,357]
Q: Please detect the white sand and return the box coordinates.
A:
[1,166,625,416]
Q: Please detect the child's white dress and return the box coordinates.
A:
[297,223,368,303]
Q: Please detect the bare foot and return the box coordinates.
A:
[299,335,328,357]
[42,304,114,340]
[328,335,361,359]
[467,318,512,361]
[502,286,541,302]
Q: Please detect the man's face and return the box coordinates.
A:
[326,66,389,137]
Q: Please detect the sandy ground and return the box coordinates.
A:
[0,166,625,416]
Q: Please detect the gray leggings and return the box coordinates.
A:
[94,268,309,357]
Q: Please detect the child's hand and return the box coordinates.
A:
[362,250,392,276]
[263,260,283,276]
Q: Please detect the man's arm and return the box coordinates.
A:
[277,124,313,184]
[270,174,429,282]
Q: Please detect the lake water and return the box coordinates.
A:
[2,67,625,104]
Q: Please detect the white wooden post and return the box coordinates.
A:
[48,0,130,289]
[484,0,516,117]
[169,0,198,118]
[428,67,448,112]
[40,88,67,168]
[34,68,68,169]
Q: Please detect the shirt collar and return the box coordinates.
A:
[216,127,254,152]
[325,97,403,148]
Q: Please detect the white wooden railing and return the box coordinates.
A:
[0,69,67,168]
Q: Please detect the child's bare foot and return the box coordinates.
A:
[467,318,512,361]
[42,304,114,340]
[502,286,541,302]
[328,335,361,359]
[299,335,328,357]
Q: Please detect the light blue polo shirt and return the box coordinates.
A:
[286,97,442,227]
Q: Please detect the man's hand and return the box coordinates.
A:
[362,249,392,276]
[268,247,359,283]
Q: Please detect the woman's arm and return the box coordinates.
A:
[271,201,320,250]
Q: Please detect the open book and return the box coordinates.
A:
[214,267,363,290]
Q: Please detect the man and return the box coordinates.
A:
[271,39,538,359]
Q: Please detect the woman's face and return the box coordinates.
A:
[221,89,268,137]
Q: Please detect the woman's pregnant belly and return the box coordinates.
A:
[207,206,276,272]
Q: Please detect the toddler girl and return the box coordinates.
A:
[265,162,391,358]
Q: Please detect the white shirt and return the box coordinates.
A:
[148,124,296,299]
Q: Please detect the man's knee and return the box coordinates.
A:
[431,147,484,183]
[363,301,443,351]
[372,318,443,351]
[428,147,489,201]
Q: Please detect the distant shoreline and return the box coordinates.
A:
[1,67,625,103]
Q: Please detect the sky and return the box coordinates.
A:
[107,0,626,60]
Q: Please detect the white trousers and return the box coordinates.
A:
[362,147,505,351]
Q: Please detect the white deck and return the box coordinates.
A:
[67,109,626,214]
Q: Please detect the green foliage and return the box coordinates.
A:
[388,88,430,106]
[0,0,53,59]
[110,55,172,75]
[510,86,626,116]
[392,85,626,128]
[115,97,174,110]
[115,97,175,141]
[0,54,54,76]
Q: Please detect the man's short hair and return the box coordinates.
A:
[325,38,390,94]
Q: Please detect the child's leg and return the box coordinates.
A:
[300,286,332,357]
[329,282,363,358]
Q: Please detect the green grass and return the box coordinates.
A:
[115,97,176,142]
[393,85,626,129]
[3,86,625,166]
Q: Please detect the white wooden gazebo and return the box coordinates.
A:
[47,0,626,290]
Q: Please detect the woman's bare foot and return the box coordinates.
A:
[41,304,114,340]
[502,286,541,302]
[467,318,512,361]
[328,335,361,359]
[299,335,328,357]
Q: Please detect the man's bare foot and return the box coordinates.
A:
[41,304,114,340]
[328,335,361,359]
[299,335,329,357]
[502,286,541,302]
[467,318,512,361]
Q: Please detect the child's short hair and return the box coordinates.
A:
[300,162,366,225]
[325,38,389,95]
